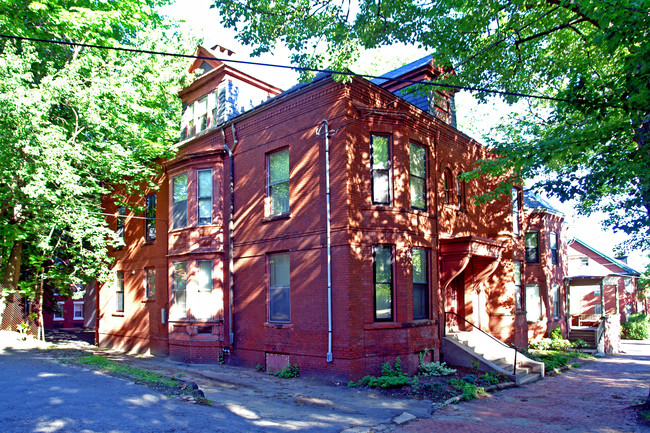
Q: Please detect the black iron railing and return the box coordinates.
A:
[444,311,519,375]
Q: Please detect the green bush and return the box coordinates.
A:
[571,339,589,349]
[269,363,300,378]
[352,357,412,389]
[621,314,650,340]
[448,378,486,401]
[550,326,563,340]
[480,371,501,385]
[530,337,572,351]
[418,361,457,377]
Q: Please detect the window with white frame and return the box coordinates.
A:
[409,143,426,210]
[625,278,634,293]
[412,248,429,320]
[171,262,187,319]
[550,232,558,265]
[195,260,213,319]
[374,246,393,321]
[73,302,84,320]
[526,284,542,322]
[145,268,156,299]
[371,135,391,205]
[456,173,465,209]
[514,261,523,311]
[194,96,208,133]
[172,174,188,229]
[197,169,213,225]
[512,188,520,235]
[116,271,124,312]
[268,253,290,323]
[268,149,290,215]
[594,303,602,315]
[525,232,540,263]
[552,283,560,319]
[54,301,65,321]
[116,206,126,242]
[145,194,156,242]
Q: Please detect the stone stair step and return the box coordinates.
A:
[517,373,542,386]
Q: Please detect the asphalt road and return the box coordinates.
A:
[0,346,263,433]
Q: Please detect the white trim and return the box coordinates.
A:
[73,301,84,320]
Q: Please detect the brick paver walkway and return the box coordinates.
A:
[397,341,650,433]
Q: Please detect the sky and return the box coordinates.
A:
[160,0,649,273]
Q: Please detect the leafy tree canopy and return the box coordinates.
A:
[0,0,191,298]
[214,0,650,252]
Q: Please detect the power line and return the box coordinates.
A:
[0,33,623,108]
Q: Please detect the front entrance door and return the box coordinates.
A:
[446,272,465,331]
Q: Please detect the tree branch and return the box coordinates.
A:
[515,18,587,46]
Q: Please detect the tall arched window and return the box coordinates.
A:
[442,168,453,204]
[456,173,464,208]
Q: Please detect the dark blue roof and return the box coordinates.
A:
[371,55,434,87]
[523,191,564,216]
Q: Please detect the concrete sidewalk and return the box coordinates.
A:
[396,340,650,433]
[16,331,433,432]
[4,331,648,432]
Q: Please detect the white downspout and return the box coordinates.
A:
[317,120,333,362]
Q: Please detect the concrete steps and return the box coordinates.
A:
[443,330,545,386]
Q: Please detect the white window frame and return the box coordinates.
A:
[268,253,291,323]
[73,302,84,320]
[197,169,213,225]
[526,284,542,322]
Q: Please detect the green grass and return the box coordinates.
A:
[526,349,594,371]
[75,355,180,387]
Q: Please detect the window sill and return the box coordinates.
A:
[363,319,436,330]
[262,213,291,223]
[112,313,125,317]
[264,322,293,329]
[143,240,156,246]
[141,299,156,303]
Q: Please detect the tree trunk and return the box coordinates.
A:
[0,241,24,331]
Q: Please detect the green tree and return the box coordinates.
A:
[0,0,190,323]
[214,0,650,251]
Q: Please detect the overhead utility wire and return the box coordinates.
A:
[0,33,620,108]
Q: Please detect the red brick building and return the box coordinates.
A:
[567,238,642,324]
[98,46,529,379]
[522,192,569,342]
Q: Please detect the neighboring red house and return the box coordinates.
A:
[522,192,569,342]
[567,238,642,324]
[98,46,532,379]
[43,282,96,330]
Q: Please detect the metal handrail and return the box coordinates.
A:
[444,311,520,375]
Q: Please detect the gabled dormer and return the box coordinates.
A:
[372,55,457,127]
[178,44,283,141]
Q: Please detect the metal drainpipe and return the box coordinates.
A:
[318,120,333,362]
[224,124,237,347]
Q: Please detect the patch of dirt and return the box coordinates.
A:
[46,347,210,405]
[363,367,508,403]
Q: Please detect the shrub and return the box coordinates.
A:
[448,378,486,401]
[621,314,650,340]
[571,339,589,349]
[353,357,412,389]
[269,363,300,378]
[530,337,571,351]
[550,326,563,340]
[418,361,457,377]
[480,371,501,385]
